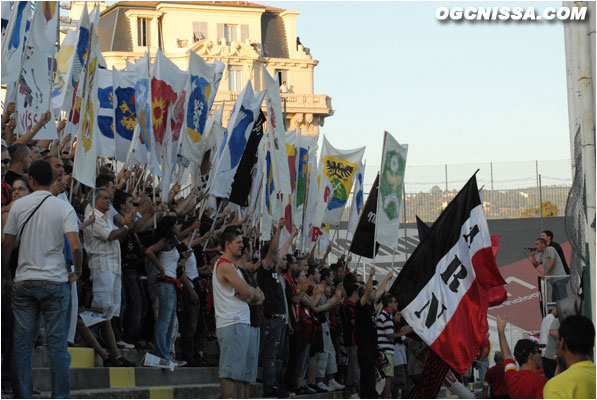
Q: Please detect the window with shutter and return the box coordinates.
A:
[240,24,249,42]
[137,18,150,47]
[193,21,208,42]
[228,66,243,91]
[217,23,225,41]
[224,24,237,44]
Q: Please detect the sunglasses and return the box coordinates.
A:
[1,158,10,165]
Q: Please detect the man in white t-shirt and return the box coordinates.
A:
[1,160,83,398]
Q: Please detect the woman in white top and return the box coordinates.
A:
[145,216,189,362]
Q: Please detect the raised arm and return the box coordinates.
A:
[496,315,513,361]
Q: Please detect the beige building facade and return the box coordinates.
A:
[70,1,334,137]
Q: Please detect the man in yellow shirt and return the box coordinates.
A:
[543,315,596,399]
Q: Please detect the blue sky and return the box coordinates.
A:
[268,1,573,189]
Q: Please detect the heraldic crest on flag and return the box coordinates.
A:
[389,174,506,375]
[376,131,408,248]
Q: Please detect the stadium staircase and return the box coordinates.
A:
[11,343,482,398]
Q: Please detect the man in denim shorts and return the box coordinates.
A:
[213,229,264,398]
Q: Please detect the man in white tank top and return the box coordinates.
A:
[214,229,264,398]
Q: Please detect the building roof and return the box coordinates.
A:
[102,1,286,14]
[98,1,290,57]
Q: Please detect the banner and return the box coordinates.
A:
[96,68,114,158]
[1,2,11,45]
[312,136,365,228]
[73,29,100,188]
[1,1,32,85]
[151,49,186,164]
[15,2,58,139]
[376,131,408,249]
[229,110,266,206]
[51,29,76,110]
[112,68,137,162]
[210,81,265,198]
[347,161,365,234]
[262,66,291,194]
[295,135,317,228]
[349,173,380,258]
[64,4,90,112]
[389,175,506,374]
[181,51,218,164]
[132,52,155,170]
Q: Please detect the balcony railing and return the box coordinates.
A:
[214,91,333,114]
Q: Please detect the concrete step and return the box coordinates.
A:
[32,345,218,368]
[31,367,220,392]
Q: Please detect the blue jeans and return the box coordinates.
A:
[12,280,71,399]
[154,282,177,361]
[551,278,570,303]
[261,318,288,391]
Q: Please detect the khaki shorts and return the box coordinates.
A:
[382,353,394,377]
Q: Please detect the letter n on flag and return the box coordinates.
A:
[389,174,505,375]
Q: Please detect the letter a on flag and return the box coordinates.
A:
[389,175,506,374]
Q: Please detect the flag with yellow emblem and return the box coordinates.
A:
[95,68,114,158]
[181,51,220,164]
[312,136,365,230]
[112,68,137,162]
[73,27,99,188]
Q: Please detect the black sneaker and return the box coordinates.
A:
[118,357,137,367]
[103,356,123,367]
[262,387,278,398]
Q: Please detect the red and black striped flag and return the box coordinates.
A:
[390,174,505,375]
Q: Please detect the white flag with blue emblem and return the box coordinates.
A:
[1,1,32,85]
[96,69,114,158]
[209,81,265,198]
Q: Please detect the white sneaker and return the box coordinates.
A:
[328,379,345,390]
[116,340,135,349]
[316,382,332,392]
[172,359,187,367]
[349,393,360,399]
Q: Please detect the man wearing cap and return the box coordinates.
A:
[497,316,547,398]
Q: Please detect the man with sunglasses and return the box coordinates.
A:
[497,316,547,398]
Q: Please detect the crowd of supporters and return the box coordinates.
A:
[1,105,594,400]
[0,107,438,399]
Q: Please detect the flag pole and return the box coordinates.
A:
[48,4,60,113]
[202,200,224,251]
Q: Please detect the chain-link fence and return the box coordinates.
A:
[345,159,572,222]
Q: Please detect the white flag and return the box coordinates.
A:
[95,69,114,158]
[209,81,265,199]
[51,29,76,110]
[112,68,137,162]
[15,2,58,140]
[262,66,291,194]
[375,131,408,249]
[181,51,218,164]
[1,1,32,85]
[312,136,365,229]
[63,4,90,111]
[73,29,100,188]
[347,161,365,234]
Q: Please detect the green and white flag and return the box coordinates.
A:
[375,131,408,249]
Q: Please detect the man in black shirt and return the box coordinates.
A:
[354,267,379,398]
[257,220,292,397]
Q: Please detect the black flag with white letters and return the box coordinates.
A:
[389,174,505,375]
